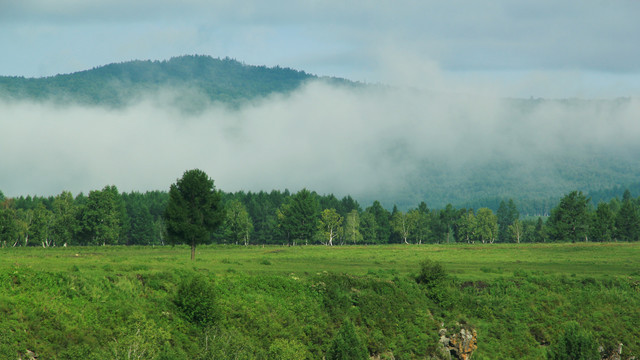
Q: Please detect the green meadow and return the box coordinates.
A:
[2,243,639,359]
[4,242,639,280]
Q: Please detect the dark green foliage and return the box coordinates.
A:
[497,199,519,242]
[164,169,224,259]
[122,192,156,245]
[0,55,321,108]
[326,319,368,360]
[416,259,447,288]
[174,274,218,327]
[589,202,616,242]
[3,183,640,246]
[359,212,378,243]
[615,190,640,241]
[314,273,438,358]
[80,185,124,245]
[429,209,448,243]
[0,208,19,246]
[415,259,449,304]
[277,188,318,245]
[365,201,391,244]
[547,191,591,242]
[242,190,286,245]
[534,217,547,243]
[589,184,640,208]
[547,321,600,360]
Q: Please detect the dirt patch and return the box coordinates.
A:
[460,281,490,290]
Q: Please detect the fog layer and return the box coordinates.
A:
[1,82,639,207]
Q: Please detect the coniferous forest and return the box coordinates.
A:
[1,183,639,249]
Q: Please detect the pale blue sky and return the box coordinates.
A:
[2,0,640,97]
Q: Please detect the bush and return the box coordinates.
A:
[174,274,218,327]
[196,327,258,360]
[415,258,450,305]
[326,319,368,360]
[268,338,310,360]
[547,321,599,360]
[415,259,447,288]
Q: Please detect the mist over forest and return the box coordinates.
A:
[1,56,639,211]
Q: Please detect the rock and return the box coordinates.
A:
[449,328,477,360]
[438,326,477,360]
[598,342,638,360]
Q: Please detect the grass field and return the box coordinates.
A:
[2,243,639,359]
[4,242,639,280]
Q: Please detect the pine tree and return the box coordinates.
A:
[164,169,224,260]
[615,190,640,241]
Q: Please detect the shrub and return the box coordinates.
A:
[197,327,257,360]
[415,258,450,305]
[174,274,218,327]
[415,259,447,288]
[547,321,599,360]
[326,319,368,360]
[268,338,310,360]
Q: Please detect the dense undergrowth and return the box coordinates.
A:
[1,245,639,359]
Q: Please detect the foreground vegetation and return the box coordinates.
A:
[1,243,639,359]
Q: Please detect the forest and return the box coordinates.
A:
[0,55,350,108]
[1,183,639,248]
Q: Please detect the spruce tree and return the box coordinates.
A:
[164,169,224,260]
[615,190,640,241]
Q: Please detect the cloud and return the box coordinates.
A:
[2,80,639,208]
[3,0,640,81]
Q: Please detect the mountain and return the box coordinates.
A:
[0,55,347,107]
[1,56,638,213]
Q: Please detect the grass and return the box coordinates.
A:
[3,242,639,280]
[1,242,639,359]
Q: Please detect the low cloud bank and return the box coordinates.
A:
[1,81,639,207]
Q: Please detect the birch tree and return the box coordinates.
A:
[509,218,523,243]
[344,210,363,245]
[319,208,343,246]
[391,210,410,244]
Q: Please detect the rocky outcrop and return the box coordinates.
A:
[599,343,636,360]
[439,324,478,360]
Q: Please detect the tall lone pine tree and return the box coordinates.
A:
[163,169,224,260]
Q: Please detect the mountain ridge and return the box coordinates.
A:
[1,55,638,212]
[0,55,353,107]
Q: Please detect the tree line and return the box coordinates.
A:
[1,180,639,248]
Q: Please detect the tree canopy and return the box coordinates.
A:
[547,191,591,242]
[163,169,224,260]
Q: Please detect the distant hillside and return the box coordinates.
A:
[0,55,347,107]
[362,97,640,213]
[1,56,638,212]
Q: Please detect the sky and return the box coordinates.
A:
[2,0,640,97]
[2,1,640,202]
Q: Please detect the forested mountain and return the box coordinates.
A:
[0,55,346,107]
[1,56,638,211]
[370,96,640,212]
